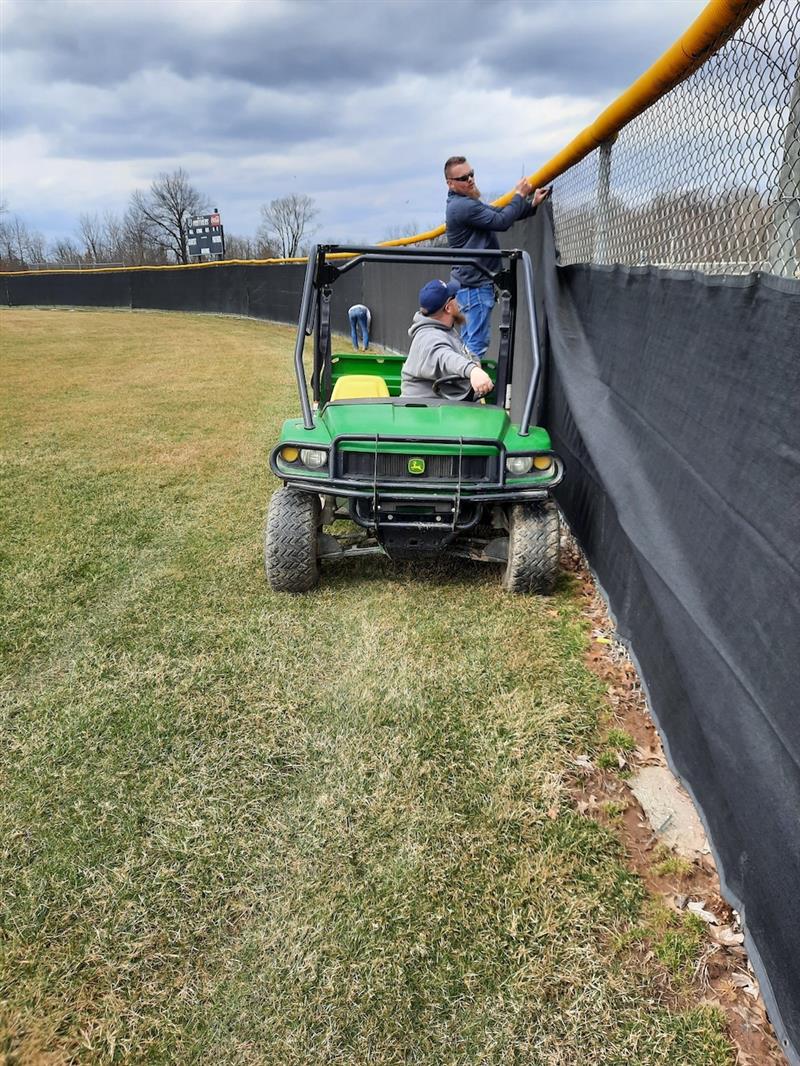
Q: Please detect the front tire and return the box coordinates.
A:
[502,500,560,594]
[264,487,320,593]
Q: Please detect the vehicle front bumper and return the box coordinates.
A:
[269,433,564,507]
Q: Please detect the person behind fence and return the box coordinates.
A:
[444,155,550,363]
[401,279,494,402]
[348,303,371,351]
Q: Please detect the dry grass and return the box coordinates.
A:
[1,309,732,1064]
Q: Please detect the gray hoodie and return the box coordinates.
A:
[401,312,478,401]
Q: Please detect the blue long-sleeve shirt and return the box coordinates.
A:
[446,190,537,288]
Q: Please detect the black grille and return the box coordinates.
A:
[339,451,496,481]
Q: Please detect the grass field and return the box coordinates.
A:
[1,309,732,1064]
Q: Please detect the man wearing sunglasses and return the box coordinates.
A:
[445,156,550,366]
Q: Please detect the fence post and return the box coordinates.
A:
[594,137,616,264]
[768,52,800,278]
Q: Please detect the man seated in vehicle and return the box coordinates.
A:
[401,279,494,402]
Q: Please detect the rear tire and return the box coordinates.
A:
[265,487,320,593]
[502,500,560,594]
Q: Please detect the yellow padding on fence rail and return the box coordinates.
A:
[0,256,309,277]
[0,0,763,276]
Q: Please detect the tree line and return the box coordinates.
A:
[0,169,320,271]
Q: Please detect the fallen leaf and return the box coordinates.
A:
[635,744,665,767]
[687,900,719,925]
[574,755,594,772]
[731,971,760,998]
[716,979,739,999]
[710,924,744,947]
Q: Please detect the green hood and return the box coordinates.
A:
[322,401,509,441]
[318,402,552,454]
[279,401,552,454]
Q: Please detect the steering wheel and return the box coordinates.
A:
[432,374,475,402]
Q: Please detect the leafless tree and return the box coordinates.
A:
[50,237,84,266]
[0,211,47,269]
[129,168,204,264]
[382,222,417,242]
[258,193,318,258]
[123,201,168,266]
[101,211,127,264]
[25,230,47,264]
[78,212,108,263]
[222,233,276,260]
[223,234,252,260]
[0,214,24,265]
[381,221,447,248]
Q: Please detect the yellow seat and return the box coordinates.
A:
[330,374,390,401]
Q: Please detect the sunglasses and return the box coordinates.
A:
[451,171,475,183]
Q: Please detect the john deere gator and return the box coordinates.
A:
[265,244,563,593]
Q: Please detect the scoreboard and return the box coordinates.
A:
[187,210,225,261]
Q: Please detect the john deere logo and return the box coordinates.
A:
[408,457,426,475]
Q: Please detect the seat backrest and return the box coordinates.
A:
[330,374,391,401]
[330,351,406,398]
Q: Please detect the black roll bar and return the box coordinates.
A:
[335,253,497,281]
[294,247,319,429]
[327,244,508,258]
[518,250,542,436]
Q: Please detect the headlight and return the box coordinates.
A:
[280,446,300,463]
[533,455,554,471]
[506,455,534,476]
[300,448,327,469]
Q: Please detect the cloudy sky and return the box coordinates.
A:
[1,0,709,248]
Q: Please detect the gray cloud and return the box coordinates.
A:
[5,0,705,95]
[2,0,710,244]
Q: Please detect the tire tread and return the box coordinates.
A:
[265,487,320,593]
[503,500,560,594]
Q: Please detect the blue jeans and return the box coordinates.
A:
[348,306,370,350]
[456,284,495,361]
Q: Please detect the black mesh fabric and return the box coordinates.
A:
[3,269,132,308]
[523,208,800,1065]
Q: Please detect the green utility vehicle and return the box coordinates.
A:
[265,244,563,593]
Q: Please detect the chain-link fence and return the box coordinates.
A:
[552,0,799,277]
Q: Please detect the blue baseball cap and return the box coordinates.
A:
[419,278,460,315]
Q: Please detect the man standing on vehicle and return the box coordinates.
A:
[402,279,494,402]
[445,156,550,364]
